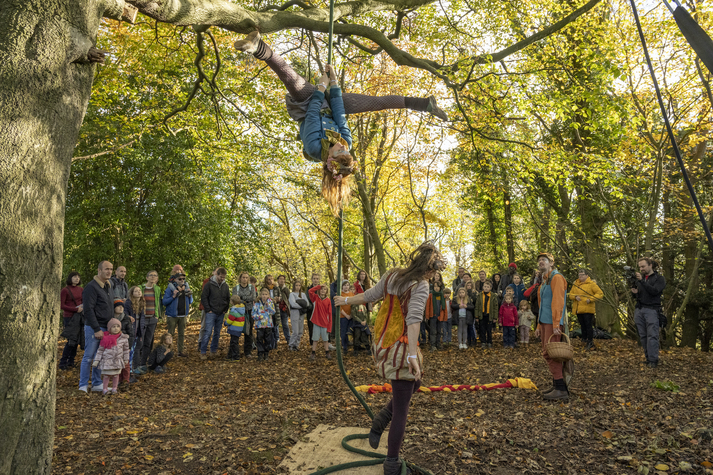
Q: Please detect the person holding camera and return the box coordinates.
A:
[163,272,193,357]
[632,257,666,368]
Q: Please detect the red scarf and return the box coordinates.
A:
[100,331,121,349]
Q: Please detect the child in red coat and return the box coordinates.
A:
[308,284,333,360]
[498,294,519,349]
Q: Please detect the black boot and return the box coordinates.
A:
[369,407,393,449]
[383,457,411,475]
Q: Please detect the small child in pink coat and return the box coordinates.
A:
[93,318,131,395]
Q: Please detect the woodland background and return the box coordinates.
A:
[65,0,713,350]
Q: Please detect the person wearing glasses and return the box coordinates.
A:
[163,272,193,357]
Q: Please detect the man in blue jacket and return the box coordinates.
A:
[163,272,193,357]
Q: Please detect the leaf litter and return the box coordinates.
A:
[53,325,713,474]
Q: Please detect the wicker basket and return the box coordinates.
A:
[546,333,573,362]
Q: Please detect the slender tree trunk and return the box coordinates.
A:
[356,179,386,276]
[485,199,500,268]
[0,2,107,473]
[503,190,515,264]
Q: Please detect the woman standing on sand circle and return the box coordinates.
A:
[335,242,446,475]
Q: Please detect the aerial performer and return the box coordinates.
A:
[234,31,448,211]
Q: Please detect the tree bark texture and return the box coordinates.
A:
[0,1,105,472]
[503,190,515,265]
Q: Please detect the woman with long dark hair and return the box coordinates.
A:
[335,242,446,474]
[59,272,84,370]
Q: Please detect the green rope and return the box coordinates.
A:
[309,2,433,473]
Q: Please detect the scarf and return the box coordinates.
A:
[100,331,121,349]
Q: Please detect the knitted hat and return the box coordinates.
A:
[537,252,555,264]
[114,300,124,308]
[508,262,517,268]
[108,317,121,330]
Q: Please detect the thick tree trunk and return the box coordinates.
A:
[0,2,104,472]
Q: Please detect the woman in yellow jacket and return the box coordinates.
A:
[569,269,604,350]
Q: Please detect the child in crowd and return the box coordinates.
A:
[339,281,355,352]
[440,288,453,346]
[475,280,498,348]
[429,279,445,350]
[351,300,370,355]
[113,301,135,387]
[499,294,519,349]
[148,333,173,373]
[225,295,246,360]
[452,288,473,350]
[252,288,276,361]
[124,286,145,375]
[308,284,333,360]
[92,318,130,395]
[507,274,526,307]
[464,281,477,346]
[518,300,535,345]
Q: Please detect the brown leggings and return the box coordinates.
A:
[254,40,417,114]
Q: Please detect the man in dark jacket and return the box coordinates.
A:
[110,266,128,302]
[277,275,291,347]
[79,260,115,392]
[498,263,518,296]
[632,257,666,368]
[199,267,230,359]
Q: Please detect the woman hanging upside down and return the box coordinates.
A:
[234,31,448,212]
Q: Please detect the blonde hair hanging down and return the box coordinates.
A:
[322,153,358,214]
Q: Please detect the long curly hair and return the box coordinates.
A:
[391,241,447,291]
[322,153,358,214]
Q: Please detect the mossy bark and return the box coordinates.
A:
[0,1,103,472]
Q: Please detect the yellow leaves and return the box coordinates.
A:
[144,455,154,461]
[654,463,669,471]
[475,409,485,417]
[602,430,613,439]
[701,461,713,468]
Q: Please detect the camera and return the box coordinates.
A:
[623,266,638,288]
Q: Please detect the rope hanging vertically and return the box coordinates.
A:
[629,0,713,252]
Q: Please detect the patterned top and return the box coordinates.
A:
[252,299,276,329]
[144,288,155,317]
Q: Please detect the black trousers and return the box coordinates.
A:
[243,309,254,356]
[478,319,492,344]
[256,328,274,355]
[428,317,441,348]
[149,352,173,370]
[228,334,242,359]
[353,325,370,350]
[577,313,595,342]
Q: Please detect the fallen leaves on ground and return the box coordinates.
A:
[53,324,713,474]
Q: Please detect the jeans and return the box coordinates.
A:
[440,320,452,343]
[79,325,105,388]
[635,307,660,363]
[577,312,595,342]
[502,326,516,348]
[339,317,352,350]
[467,323,477,346]
[280,309,291,343]
[166,316,187,353]
[228,334,242,359]
[201,312,224,354]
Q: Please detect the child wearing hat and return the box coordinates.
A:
[92,317,130,395]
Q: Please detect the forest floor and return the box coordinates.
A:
[53,322,713,475]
